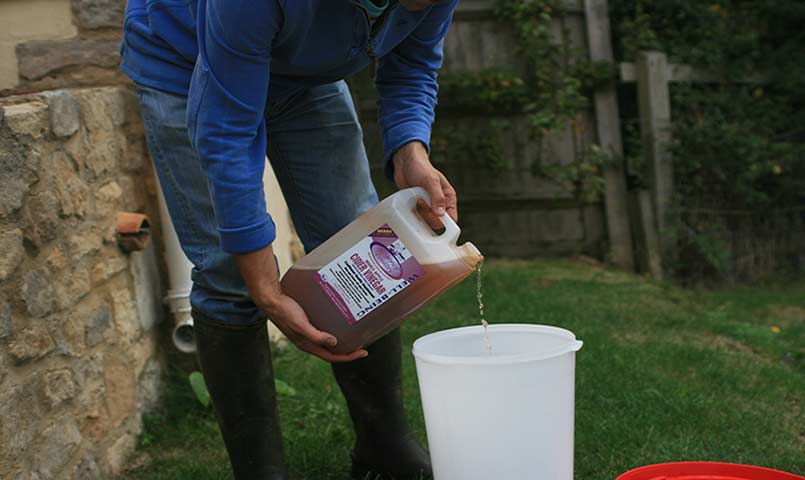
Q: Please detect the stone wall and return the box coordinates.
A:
[0,0,126,94]
[0,86,164,479]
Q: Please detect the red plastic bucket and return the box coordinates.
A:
[616,462,804,480]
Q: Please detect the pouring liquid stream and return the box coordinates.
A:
[477,262,492,354]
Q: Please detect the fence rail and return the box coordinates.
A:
[619,62,770,84]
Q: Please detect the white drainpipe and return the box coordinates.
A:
[155,176,196,353]
[156,159,296,352]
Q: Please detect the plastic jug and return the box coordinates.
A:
[413,324,583,480]
[281,187,483,354]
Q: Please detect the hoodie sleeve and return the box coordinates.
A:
[374,0,459,179]
[187,0,282,254]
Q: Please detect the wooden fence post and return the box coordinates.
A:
[628,189,664,279]
[635,51,674,243]
[584,0,635,271]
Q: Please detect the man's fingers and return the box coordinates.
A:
[263,292,367,363]
[440,174,458,222]
[416,199,445,231]
[301,343,369,363]
[285,329,368,363]
[424,175,446,217]
[326,348,369,363]
[293,319,338,348]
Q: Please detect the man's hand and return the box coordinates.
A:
[236,244,368,363]
[392,141,458,229]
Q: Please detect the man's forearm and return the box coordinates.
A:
[235,243,282,311]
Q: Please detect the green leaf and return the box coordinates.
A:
[274,378,297,397]
[189,371,211,407]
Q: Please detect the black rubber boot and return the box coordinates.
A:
[331,329,432,480]
[193,311,288,480]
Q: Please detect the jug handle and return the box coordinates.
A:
[439,212,461,245]
[406,187,461,245]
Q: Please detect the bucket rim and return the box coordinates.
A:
[616,461,805,480]
[412,323,583,366]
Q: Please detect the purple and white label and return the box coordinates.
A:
[315,224,425,325]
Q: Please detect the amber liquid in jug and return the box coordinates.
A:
[281,188,483,355]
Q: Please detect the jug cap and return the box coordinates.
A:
[459,242,483,268]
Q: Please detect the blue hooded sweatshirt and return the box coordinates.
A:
[121,0,458,254]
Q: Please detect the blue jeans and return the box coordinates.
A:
[136,80,379,324]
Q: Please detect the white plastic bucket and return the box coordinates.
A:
[412,324,583,480]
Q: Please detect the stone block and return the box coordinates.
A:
[16,39,120,81]
[85,130,119,177]
[110,280,141,343]
[72,0,125,30]
[67,224,102,262]
[2,102,48,139]
[58,313,85,358]
[0,121,39,217]
[0,175,27,217]
[45,91,81,138]
[100,216,118,244]
[48,150,90,218]
[41,368,78,408]
[53,266,92,311]
[86,303,113,347]
[76,351,104,383]
[75,353,111,441]
[75,87,127,131]
[49,328,74,358]
[8,326,54,364]
[20,189,61,248]
[44,245,68,272]
[94,180,123,217]
[58,294,113,356]
[0,352,7,385]
[103,358,136,429]
[63,127,89,172]
[117,175,146,211]
[32,416,83,478]
[0,379,42,459]
[61,297,97,356]
[0,301,12,339]
[22,268,55,317]
[73,455,101,480]
[0,228,24,281]
[104,432,136,476]
[12,471,45,480]
[79,387,110,441]
[91,246,128,284]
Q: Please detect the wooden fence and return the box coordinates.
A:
[349,0,634,264]
[619,51,803,280]
[350,2,798,277]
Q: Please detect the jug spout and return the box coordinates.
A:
[459,242,483,269]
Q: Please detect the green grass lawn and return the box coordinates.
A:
[120,259,804,480]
